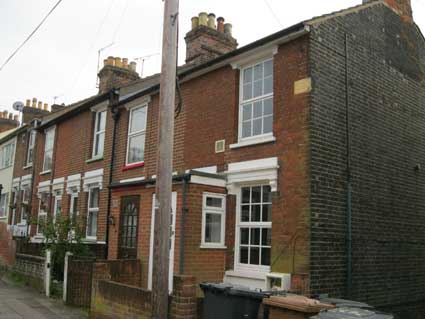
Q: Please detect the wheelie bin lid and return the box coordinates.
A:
[311,307,394,319]
[315,296,373,309]
[200,283,270,300]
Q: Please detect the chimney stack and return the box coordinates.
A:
[0,109,19,133]
[363,0,412,22]
[185,13,238,65]
[21,97,50,124]
[98,56,140,93]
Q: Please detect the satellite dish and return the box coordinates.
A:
[12,101,24,112]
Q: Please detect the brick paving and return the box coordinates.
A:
[0,278,87,319]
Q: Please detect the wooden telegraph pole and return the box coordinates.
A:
[152,0,179,318]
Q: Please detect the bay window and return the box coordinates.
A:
[201,193,226,248]
[239,59,274,141]
[92,110,106,158]
[37,193,49,235]
[126,105,147,165]
[237,185,272,270]
[86,187,99,238]
[0,193,8,218]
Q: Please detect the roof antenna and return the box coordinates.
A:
[134,53,160,78]
[96,42,115,88]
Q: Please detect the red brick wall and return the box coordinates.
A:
[30,105,111,242]
[0,223,15,265]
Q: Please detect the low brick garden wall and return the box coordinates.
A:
[91,275,198,319]
[65,258,142,308]
[13,253,45,292]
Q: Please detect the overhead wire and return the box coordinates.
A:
[263,0,283,28]
[0,0,64,73]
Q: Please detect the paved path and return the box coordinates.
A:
[0,278,87,319]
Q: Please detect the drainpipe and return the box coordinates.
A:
[27,124,38,237]
[179,174,190,274]
[345,33,353,298]
[105,89,120,259]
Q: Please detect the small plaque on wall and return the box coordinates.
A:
[112,199,119,208]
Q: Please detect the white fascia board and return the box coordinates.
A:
[190,175,226,188]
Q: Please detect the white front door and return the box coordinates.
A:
[148,192,177,293]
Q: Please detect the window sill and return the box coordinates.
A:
[83,237,97,243]
[200,244,227,250]
[23,164,33,169]
[86,156,103,164]
[39,170,51,175]
[122,162,145,171]
[225,269,268,280]
[229,135,276,149]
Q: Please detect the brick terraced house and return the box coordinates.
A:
[2,0,425,317]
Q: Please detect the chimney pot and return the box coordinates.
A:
[32,98,37,108]
[0,113,3,119]
[3,111,8,118]
[208,13,216,29]
[122,58,128,68]
[199,12,208,26]
[37,101,43,109]
[44,103,48,111]
[129,61,137,72]
[8,113,12,120]
[115,57,122,67]
[13,114,19,122]
[217,17,225,33]
[191,16,199,30]
[107,56,114,66]
[25,99,31,107]
[224,23,233,37]
[103,58,108,67]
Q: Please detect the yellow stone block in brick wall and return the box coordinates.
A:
[294,77,312,95]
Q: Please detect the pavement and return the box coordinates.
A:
[0,277,87,319]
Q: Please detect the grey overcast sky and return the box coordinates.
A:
[0,0,424,114]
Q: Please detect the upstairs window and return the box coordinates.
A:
[0,142,14,169]
[126,105,147,165]
[92,110,106,158]
[43,128,55,172]
[240,59,273,140]
[27,131,36,166]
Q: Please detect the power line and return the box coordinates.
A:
[112,0,131,43]
[0,0,64,73]
[263,0,283,28]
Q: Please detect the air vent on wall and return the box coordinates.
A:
[215,140,225,153]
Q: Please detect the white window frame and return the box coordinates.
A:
[238,58,274,143]
[20,188,30,223]
[92,110,106,158]
[70,192,79,221]
[0,142,15,169]
[36,192,49,236]
[26,130,36,166]
[126,104,148,165]
[235,184,272,273]
[201,193,226,249]
[53,195,62,223]
[43,127,55,172]
[0,193,8,218]
[86,187,99,239]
